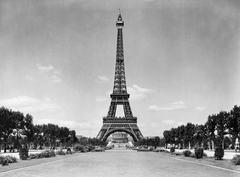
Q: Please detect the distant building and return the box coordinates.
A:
[111,132,128,143]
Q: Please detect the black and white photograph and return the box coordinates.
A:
[0,0,240,176]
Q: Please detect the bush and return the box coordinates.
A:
[5,156,17,163]
[66,148,72,154]
[29,150,55,159]
[0,156,8,166]
[232,155,240,165]
[73,145,84,152]
[170,147,175,153]
[29,153,39,159]
[19,146,29,160]
[183,150,192,157]
[0,156,17,166]
[86,146,95,152]
[56,150,66,155]
[214,147,224,160]
[41,150,56,158]
[195,147,204,159]
[74,145,88,152]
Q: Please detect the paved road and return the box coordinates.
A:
[0,150,240,177]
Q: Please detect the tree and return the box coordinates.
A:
[193,124,207,148]
[153,136,160,148]
[215,111,228,149]
[163,130,171,147]
[184,123,195,149]
[227,105,240,148]
[23,114,35,147]
[11,111,25,149]
[206,114,217,150]
[0,107,15,152]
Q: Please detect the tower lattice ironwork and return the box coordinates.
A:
[97,12,143,142]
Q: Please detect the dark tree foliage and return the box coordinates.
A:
[134,136,161,147]
[0,107,78,152]
[162,105,240,150]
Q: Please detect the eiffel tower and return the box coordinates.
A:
[97,12,143,142]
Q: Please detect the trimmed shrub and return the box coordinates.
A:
[170,147,175,153]
[232,155,240,165]
[56,150,66,155]
[0,156,17,166]
[183,150,192,157]
[73,145,84,152]
[195,147,204,159]
[86,146,95,152]
[74,145,88,152]
[214,147,224,160]
[41,150,56,158]
[0,156,8,166]
[29,153,39,159]
[5,156,17,163]
[19,146,29,160]
[66,148,72,154]
[29,150,55,159]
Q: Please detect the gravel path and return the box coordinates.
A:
[1,150,240,177]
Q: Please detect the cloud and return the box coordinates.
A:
[0,96,59,114]
[128,84,154,100]
[162,120,183,126]
[37,64,54,73]
[51,71,62,83]
[149,101,187,111]
[97,75,110,83]
[36,64,62,83]
[148,105,161,111]
[195,106,206,111]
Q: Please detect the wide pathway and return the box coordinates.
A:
[0,149,240,177]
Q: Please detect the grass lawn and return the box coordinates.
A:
[161,151,240,172]
[0,153,78,173]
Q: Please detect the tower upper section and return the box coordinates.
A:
[116,12,124,28]
[112,11,128,96]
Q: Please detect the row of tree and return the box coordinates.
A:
[77,136,107,146]
[134,136,165,148]
[163,105,240,150]
[0,107,78,152]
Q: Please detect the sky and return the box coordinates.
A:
[0,0,240,137]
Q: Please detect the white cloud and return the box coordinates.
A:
[195,106,206,111]
[162,120,183,126]
[51,72,62,83]
[97,75,110,83]
[148,105,161,111]
[149,101,187,111]
[36,64,62,83]
[37,64,54,72]
[0,96,59,114]
[128,84,154,100]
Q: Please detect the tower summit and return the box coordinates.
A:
[97,12,143,142]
